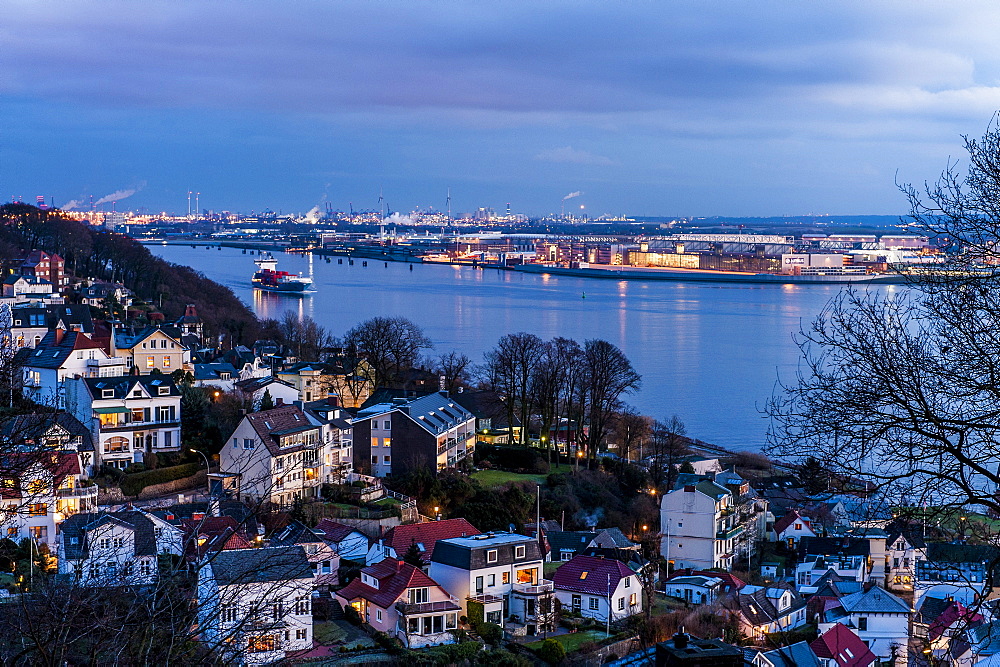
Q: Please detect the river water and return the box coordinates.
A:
[150,244,896,451]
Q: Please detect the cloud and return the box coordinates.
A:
[536,146,616,166]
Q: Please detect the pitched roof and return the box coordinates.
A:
[336,559,443,610]
[193,362,238,381]
[837,586,909,614]
[357,391,475,436]
[60,511,158,560]
[19,330,104,369]
[84,374,179,400]
[181,516,252,557]
[242,405,319,455]
[668,568,745,592]
[810,623,878,667]
[234,376,295,393]
[774,509,812,535]
[315,518,365,544]
[551,554,635,596]
[916,597,983,641]
[0,411,93,452]
[727,586,806,627]
[799,536,870,559]
[208,545,313,586]
[382,518,479,563]
[761,641,820,667]
[547,530,599,554]
[884,521,927,549]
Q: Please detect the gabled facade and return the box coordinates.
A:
[336,559,460,649]
[113,327,189,374]
[353,391,476,477]
[810,623,878,667]
[234,376,299,411]
[267,519,340,591]
[429,532,554,635]
[661,479,754,570]
[551,554,643,623]
[57,510,182,586]
[0,450,94,546]
[774,509,817,547]
[725,585,807,640]
[315,518,370,563]
[884,525,926,592]
[818,585,910,666]
[196,546,314,665]
[65,374,182,470]
[219,405,325,507]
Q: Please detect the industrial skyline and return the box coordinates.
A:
[4,2,1000,217]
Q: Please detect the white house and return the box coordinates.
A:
[773,509,817,547]
[429,532,554,636]
[0,450,95,547]
[663,573,728,606]
[661,480,747,570]
[65,375,182,470]
[819,585,911,666]
[726,585,808,641]
[57,509,182,587]
[551,554,642,623]
[315,518,370,563]
[234,376,299,411]
[18,329,127,408]
[796,554,869,594]
[219,404,325,507]
[197,545,314,665]
[885,525,927,593]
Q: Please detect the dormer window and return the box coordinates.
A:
[102,389,115,398]
[158,387,169,395]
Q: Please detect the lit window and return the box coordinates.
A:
[580,571,588,580]
[146,356,155,369]
[163,356,171,368]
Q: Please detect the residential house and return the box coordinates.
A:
[661,480,749,570]
[180,515,253,559]
[796,554,869,593]
[17,250,66,288]
[552,554,642,623]
[546,528,637,562]
[819,585,911,666]
[219,404,325,507]
[0,450,94,546]
[78,282,133,309]
[353,392,476,477]
[275,362,330,404]
[113,327,189,374]
[18,329,127,408]
[57,509,183,586]
[194,362,240,391]
[9,304,94,350]
[65,374,182,470]
[884,523,927,593]
[915,543,1000,607]
[267,519,340,591]
[725,585,808,641]
[315,518,369,563]
[913,595,983,665]
[336,559,460,649]
[451,389,521,445]
[675,455,723,476]
[774,509,818,547]
[664,569,745,605]
[366,517,479,566]
[174,304,204,343]
[429,532,553,635]
[0,410,94,470]
[196,546,314,665]
[301,399,354,483]
[2,275,57,303]
[809,623,878,667]
[754,642,821,667]
[234,376,299,411]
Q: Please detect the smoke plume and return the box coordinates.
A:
[563,191,583,201]
[60,199,83,211]
[94,188,137,206]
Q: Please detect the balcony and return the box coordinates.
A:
[513,580,554,595]
[716,525,745,540]
[57,485,98,500]
[99,419,180,432]
[395,598,461,616]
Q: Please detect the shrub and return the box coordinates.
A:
[343,604,362,626]
[118,462,201,497]
[538,638,566,664]
[476,621,503,645]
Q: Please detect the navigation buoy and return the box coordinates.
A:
[409,264,413,271]
[384,262,388,268]
[582,292,586,299]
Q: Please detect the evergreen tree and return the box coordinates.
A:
[259,388,274,411]
[402,541,424,568]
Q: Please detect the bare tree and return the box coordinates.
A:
[609,404,652,462]
[344,316,432,390]
[579,339,641,467]
[648,416,688,491]
[434,351,472,392]
[531,337,582,461]
[482,332,544,446]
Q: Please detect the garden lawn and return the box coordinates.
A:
[526,630,609,654]
[472,463,574,488]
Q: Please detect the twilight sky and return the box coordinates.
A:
[3,1,1000,218]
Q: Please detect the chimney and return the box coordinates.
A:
[672,628,690,649]
[326,394,339,407]
[275,397,284,406]
[54,327,65,345]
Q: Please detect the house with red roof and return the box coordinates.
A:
[773,509,817,548]
[551,554,642,623]
[335,559,460,648]
[0,449,93,546]
[180,516,253,559]
[914,595,983,662]
[365,517,479,567]
[810,623,878,667]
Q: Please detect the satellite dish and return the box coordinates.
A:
[508,523,516,533]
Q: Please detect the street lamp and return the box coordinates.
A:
[434,506,440,520]
[189,449,211,497]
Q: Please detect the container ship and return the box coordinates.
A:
[251,253,315,293]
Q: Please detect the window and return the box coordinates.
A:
[294,596,310,614]
[371,456,378,465]
[580,571,589,580]
[105,437,129,453]
[28,503,46,517]
[572,594,581,610]
[160,339,167,349]
[618,597,625,610]
[488,574,495,587]
[383,421,391,430]
[858,617,868,631]
[295,629,306,640]
[629,593,636,607]
[163,356,171,368]
[140,560,151,576]
[486,549,498,563]
[146,356,155,369]
[158,386,169,395]
[475,576,484,594]
[502,572,510,585]
[102,389,115,398]
[221,604,237,623]
[383,455,390,464]
[408,588,428,604]
[376,609,382,622]
[113,537,124,548]
[794,523,802,530]
[589,597,599,610]
[624,578,630,588]
[272,601,284,621]
[243,438,254,450]
[515,545,525,559]
[248,636,275,653]
[29,526,47,540]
